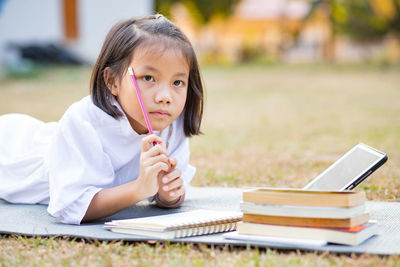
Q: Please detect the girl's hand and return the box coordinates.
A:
[157,158,185,203]
[137,135,170,199]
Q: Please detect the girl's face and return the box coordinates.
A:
[110,44,189,134]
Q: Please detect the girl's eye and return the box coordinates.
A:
[143,75,154,82]
[173,80,184,87]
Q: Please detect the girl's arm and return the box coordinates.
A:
[82,179,146,222]
[82,135,169,222]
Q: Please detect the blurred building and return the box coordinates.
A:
[0,0,153,74]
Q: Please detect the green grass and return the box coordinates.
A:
[1,63,400,265]
[1,236,400,266]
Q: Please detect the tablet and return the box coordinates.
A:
[303,143,387,191]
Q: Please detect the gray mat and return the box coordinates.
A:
[1,187,400,255]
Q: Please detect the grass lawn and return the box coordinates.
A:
[1,63,400,266]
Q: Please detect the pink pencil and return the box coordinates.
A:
[128,67,157,145]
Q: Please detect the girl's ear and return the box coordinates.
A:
[103,67,119,96]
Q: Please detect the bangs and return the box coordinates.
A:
[128,35,193,71]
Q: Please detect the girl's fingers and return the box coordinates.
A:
[141,134,164,152]
[148,162,169,175]
[168,158,177,171]
[142,154,169,167]
[143,143,168,159]
[142,147,170,170]
[161,168,182,184]
[162,177,183,192]
[168,186,185,198]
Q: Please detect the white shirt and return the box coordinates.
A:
[0,96,195,224]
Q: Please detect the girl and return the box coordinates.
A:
[0,14,204,225]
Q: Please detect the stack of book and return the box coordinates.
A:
[236,188,377,246]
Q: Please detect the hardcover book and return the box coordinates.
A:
[237,221,378,246]
[243,188,366,207]
[242,213,370,228]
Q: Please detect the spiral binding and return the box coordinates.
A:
[172,214,242,238]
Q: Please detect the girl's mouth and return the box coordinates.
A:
[150,111,170,117]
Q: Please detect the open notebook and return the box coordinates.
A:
[104,209,243,239]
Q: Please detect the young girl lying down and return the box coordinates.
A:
[0,15,204,224]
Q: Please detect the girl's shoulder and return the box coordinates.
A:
[61,96,117,128]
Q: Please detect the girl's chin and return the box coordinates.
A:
[152,123,170,131]
[132,122,169,134]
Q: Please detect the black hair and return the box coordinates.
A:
[90,14,204,136]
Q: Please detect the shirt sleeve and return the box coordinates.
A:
[46,110,115,225]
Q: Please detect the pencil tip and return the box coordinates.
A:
[128,67,133,75]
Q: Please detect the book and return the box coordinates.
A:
[240,201,366,219]
[223,232,327,246]
[237,221,378,246]
[242,213,370,228]
[104,209,243,239]
[243,188,366,207]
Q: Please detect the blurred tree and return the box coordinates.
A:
[333,0,399,40]
[155,0,240,24]
[307,0,399,40]
[299,0,400,61]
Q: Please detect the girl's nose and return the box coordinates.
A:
[155,84,172,104]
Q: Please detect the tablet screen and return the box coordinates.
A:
[304,144,386,190]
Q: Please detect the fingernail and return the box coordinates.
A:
[163,186,168,191]
[163,177,168,183]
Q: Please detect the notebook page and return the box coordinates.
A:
[108,209,243,231]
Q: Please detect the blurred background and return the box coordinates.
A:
[0,0,399,196]
[0,0,399,73]
[159,0,400,65]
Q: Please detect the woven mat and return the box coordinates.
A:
[1,187,399,255]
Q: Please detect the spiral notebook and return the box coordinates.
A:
[104,209,243,239]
